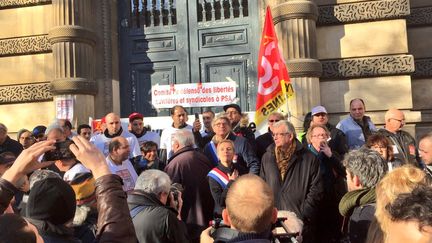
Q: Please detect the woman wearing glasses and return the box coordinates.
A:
[306,124,347,243]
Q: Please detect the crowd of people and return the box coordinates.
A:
[1,100,432,243]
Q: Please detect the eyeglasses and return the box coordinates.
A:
[272,132,290,138]
[390,118,405,123]
[268,120,280,123]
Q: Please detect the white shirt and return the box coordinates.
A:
[90,129,141,158]
[135,131,161,147]
[63,163,91,182]
[160,124,193,159]
[106,156,138,192]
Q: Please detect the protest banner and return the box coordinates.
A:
[151,81,237,109]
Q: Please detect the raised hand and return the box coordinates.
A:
[69,135,111,179]
[2,140,56,186]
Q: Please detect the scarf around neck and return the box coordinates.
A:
[275,142,296,181]
[339,187,376,217]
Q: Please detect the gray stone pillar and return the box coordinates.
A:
[48,0,97,124]
[272,0,322,130]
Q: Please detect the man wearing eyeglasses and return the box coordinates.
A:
[255,112,285,160]
[377,108,420,167]
[260,120,323,243]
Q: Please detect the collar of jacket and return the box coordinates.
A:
[104,127,123,138]
[339,187,376,217]
[168,145,196,163]
[127,190,178,214]
[26,217,74,238]
[130,128,147,138]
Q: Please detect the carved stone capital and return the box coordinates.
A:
[0,35,51,57]
[273,1,318,24]
[407,7,432,27]
[321,54,415,80]
[317,0,410,26]
[0,83,52,104]
[413,58,432,79]
[286,59,322,78]
[51,78,97,95]
[48,26,97,46]
[0,0,51,9]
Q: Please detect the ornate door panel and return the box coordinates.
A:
[119,0,259,116]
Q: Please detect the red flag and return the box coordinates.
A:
[255,6,294,126]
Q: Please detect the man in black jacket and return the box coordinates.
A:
[260,120,323,243]
[128,169,189,243]
[0,123,23,157]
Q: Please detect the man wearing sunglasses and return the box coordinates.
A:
[255,112,285,160]
[377,108,420,167]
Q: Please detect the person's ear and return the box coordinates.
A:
[271,208,278,224]
[222,209,231,226]
[353,175,361,188]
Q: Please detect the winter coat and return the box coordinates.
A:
[128,191,189,243]
[165,146,215,241]
[377,129,420,167]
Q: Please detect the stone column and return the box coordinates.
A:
[272,0,322,130]
[48,0,97,125]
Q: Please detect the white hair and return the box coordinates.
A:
[134,169,171,195]
[172,129,195,147]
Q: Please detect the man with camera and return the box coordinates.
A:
[201,174,302,243]
[128,169,189,243]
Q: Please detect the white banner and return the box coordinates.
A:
[151,82,237,108]
[55,95,74,120]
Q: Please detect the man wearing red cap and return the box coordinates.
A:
[128,112,160,147]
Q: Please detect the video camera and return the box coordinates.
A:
[210,217,300,243]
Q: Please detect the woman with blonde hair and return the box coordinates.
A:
[371,165,431,242]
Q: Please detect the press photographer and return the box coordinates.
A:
[127,169,189,243]
[200,174,303,243]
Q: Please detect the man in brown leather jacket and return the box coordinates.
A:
[0,136,137,242]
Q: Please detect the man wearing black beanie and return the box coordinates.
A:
[26,177,79,242]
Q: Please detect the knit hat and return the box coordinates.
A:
[223,104,242,114]
[27,178,76,225]
[32,125,47,138]
[69,173,96,206]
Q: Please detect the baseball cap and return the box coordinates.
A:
[311,106,328,116]
[32,125,47,138]
[128,112,144,123]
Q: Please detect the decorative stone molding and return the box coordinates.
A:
[0,0,51,9]
[321,54,415,80]
[51,78,97,95]
[407,7,432,27]
[0,35,51,57]
[48,26,97,46]
[286,59,322,78]
[413,58,432,79]
[0,83,52,104]
[317,0,410,26]
[273,1,318,24]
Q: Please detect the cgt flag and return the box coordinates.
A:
[255,6,294,126]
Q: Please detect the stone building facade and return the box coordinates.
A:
[0,0,430,137]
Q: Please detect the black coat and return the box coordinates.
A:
[255,131,273,160]
[0,136,23,157]
[377,129,420,167]
[128,191,189,243]
[165,146,214,240]
[260,141,323,223]
[203,133,260,175]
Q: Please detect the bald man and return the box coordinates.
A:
[106,137,138,192]
[90,112,140,158]
[419,132,432,178]
[201,174,279,242]
[336,98,376,149]
[377,108,419,167]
